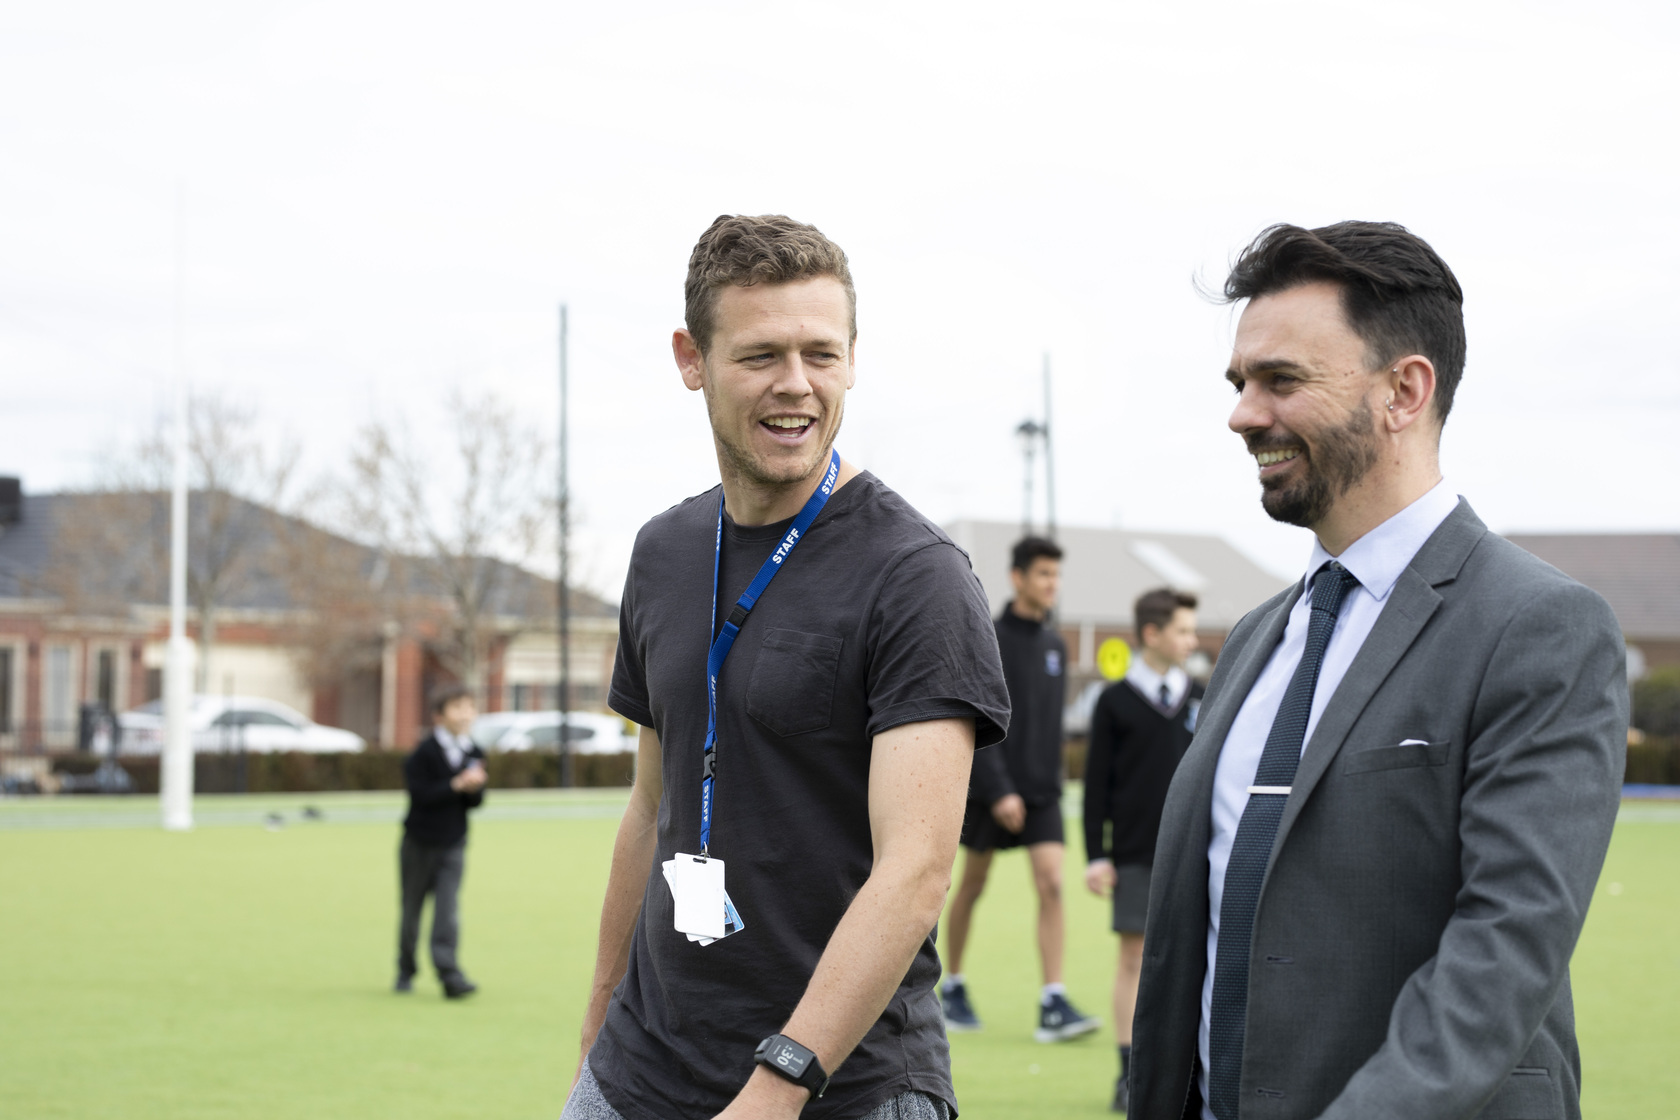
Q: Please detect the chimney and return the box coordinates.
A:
[0,477,19,527]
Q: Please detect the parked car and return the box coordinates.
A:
[466,711,528,750]
[118,696,367,754]
[471,710,635,755]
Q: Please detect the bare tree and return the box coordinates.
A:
[341,389,554,704]
[46,391,301,689]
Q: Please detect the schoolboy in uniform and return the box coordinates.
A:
[1083,588,1202,1111]
[396,683,487,999]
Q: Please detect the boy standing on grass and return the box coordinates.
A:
[1083,588,1202,1112]
[942,536,1101,1045]
[396,684,487,999]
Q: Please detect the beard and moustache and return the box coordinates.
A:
[1251,403,1379,528]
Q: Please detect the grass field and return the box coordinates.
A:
[1,791,1676,1119]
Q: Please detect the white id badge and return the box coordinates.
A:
[667,853,726,940]
[684,889,746,946]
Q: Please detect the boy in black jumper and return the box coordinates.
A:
[1083,588,1202,1112]
[396,684,487,998]
[942,537,1100,1043]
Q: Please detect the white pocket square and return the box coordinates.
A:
[1398,738,1429,747]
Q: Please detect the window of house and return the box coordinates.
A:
[96,649,116,710]
[45,645,74,741]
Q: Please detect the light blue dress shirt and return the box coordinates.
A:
[1197,478,1462,1118]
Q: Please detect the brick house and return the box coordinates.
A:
[0,478,618,755]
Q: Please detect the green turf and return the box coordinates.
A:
[0,792,1675,1119]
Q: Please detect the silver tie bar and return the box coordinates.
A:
[1247,785,1292,796]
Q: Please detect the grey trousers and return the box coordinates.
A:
[561,1058,951,1120]
[397,836,466,981]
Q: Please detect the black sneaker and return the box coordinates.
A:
[1034,992,1100,1042]
[442,976,478,1000]
[1111,1074,1130,1113]
[941,980,982,1032]
[393,975,414,994]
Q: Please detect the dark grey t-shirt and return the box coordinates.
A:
[592,472,1009,1120]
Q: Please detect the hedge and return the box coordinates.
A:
[46,736,1680,795]
[1625,735,1680,786]
[50,749,636,795]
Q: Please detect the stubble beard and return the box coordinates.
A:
[706,389,843,494]
[1257,404,1379,528]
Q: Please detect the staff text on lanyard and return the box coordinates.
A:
[701,448,841,856]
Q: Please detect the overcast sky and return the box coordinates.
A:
[4,0,1676,597]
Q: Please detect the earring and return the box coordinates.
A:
[1386,399,1396,412]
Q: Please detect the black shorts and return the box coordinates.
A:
[959,798,1065,853]
[1110,861,1152,934]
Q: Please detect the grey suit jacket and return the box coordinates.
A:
[1130,501,1626,1120]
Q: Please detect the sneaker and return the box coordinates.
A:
[1034,992,1100,1042]
[393,975,413,994]
[941,980,983,1032]
[1111,1074,1130,1113]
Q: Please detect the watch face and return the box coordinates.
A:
[767,1039,810,1078]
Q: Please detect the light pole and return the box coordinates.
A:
[557,304,573,789]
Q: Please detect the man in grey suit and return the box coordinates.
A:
[1128,221,1626,1120]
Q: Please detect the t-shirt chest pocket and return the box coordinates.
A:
[746,628,843,738]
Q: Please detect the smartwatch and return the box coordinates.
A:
[754,1033,830,1099]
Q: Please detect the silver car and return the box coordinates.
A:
[118,695,367,754]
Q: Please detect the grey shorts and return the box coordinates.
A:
[1111,862,1152,934]
[562,1057,952,1120]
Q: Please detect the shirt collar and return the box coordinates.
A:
[1125,654,1185,695]
[435,726,472,754]
[1304,478,1460,602]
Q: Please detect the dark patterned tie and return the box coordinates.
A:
[1208,562,1358,1119]
[1159,682,1172,708]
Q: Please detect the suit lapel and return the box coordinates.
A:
[1267,501,1487,860]
[1189,587,1303,779]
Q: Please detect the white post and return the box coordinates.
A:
[162,184,194,831]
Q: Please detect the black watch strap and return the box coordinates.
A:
[754,1033,830,1098]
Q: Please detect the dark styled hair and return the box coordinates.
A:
[428,683,473,717]
[1223,221,1466,424]
[1011,536,1063,573]
[1134,587,1197,642]
[684,214,856,354]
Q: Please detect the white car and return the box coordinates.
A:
[118,695,367,754]
[472,710,635,755]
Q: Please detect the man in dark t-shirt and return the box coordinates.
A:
[562,215,1010,1120]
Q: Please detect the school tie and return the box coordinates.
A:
[1159,682,1172,708]
[1208,561,1358,1119]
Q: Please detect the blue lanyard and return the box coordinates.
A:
[701,447,841,855]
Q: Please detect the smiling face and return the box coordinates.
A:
[1226,282,1385,531]
[677,276,855,507]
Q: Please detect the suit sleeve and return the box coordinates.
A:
[1318,582,1627,1119]
[1083,690,1118,863]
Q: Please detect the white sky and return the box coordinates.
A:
[4,0,1676,596]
